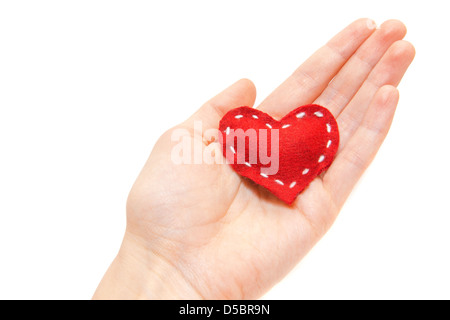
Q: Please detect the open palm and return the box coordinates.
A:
[94,19,415,299]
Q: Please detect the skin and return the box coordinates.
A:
[93,19,415,299]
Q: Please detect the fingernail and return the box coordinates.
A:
[366,19,377,30]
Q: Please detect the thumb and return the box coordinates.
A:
[185,78,257,130]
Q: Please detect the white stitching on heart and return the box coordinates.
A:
[228,108,335,189]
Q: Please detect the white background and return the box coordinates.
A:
[0,1,449,299]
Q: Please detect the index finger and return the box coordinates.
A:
[258,18,376,118]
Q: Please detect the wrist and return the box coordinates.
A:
[93,230,202,300]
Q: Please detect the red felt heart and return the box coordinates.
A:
[219,104,339,204]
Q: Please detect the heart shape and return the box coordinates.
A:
[219,104,339,204]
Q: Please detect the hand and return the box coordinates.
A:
[93,19,415,299]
